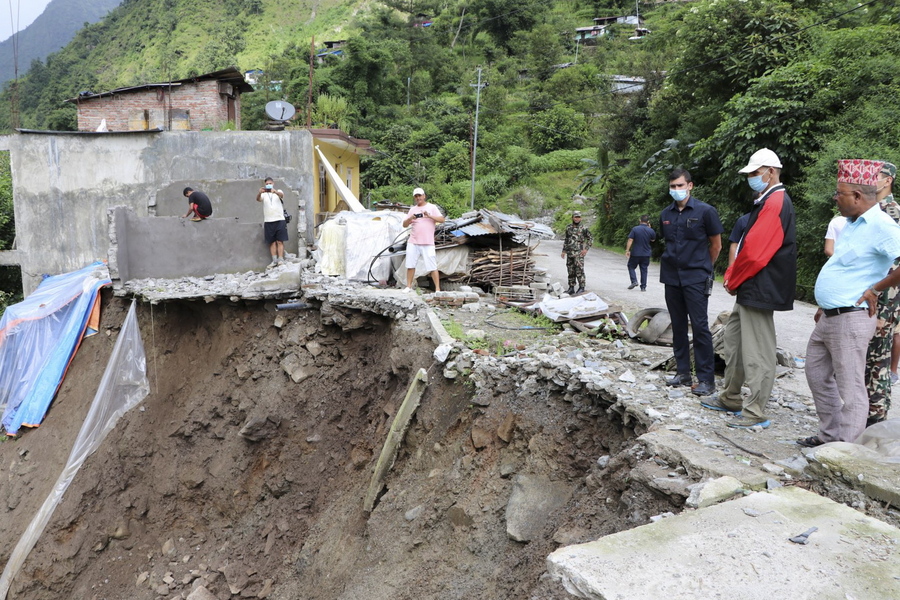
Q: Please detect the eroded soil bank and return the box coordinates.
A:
[0,292,681,600]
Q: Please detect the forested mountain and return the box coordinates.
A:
[1,0,900,299]
[0,0,123,85]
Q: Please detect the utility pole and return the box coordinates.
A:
[407,76,411,109]
[307,36,315,127]
[469,67,484,211]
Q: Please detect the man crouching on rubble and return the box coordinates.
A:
[402,187,445,292]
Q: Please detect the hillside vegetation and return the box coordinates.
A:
[2,0,900,299]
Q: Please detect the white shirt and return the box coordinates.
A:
[260,191,284,223]
[824,215,847,241]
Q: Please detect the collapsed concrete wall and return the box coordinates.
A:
[154,179,297,221]
[9,130,314,294]
[109,207,299,281]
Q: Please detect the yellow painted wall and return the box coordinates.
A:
[311,139,362,218]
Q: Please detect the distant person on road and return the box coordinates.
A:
[256,177,287,269]
[865,161,900,425]
[182,187,212,221]
[561,211,593,294]
[402,187,445,292]
[659,168,723,398]
[727,213,751,267]
[800,159,900,448]
[710,148,796,430]
[625,214,655,291]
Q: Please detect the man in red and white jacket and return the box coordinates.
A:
[700,148,797,429]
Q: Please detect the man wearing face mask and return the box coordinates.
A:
[659,168,724,397]
[256,177,287,269]
[704,149,796,429]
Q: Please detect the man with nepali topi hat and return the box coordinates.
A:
[800,159,900,448]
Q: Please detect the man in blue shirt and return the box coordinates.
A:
[801,159,900,447]
[659,168,724,397]
[625,214,655,291]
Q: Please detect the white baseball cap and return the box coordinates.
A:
[413,187,426,196]
[739,148,783,173]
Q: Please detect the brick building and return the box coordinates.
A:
[65,67,254,132]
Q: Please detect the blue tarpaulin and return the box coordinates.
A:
[0,262,111,435]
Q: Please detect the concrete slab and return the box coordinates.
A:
[548,486,900,600]
[808,442,900,508]
[641,429,770,490]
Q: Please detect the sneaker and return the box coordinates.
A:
[726,418,771,429]
[700,396,741,416]
[576,286,585,294]
[277,258,285,266]
[666,373,692,387]
[402,287,412,293]
[691,381,716,397]
[641,287,646,291]
[892,372,899,385]
[628,283,637,290]
[565,287,575,295]
[266,260,278,270]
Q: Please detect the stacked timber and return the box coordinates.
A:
[465,246,535,289]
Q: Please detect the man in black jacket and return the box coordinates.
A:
[706,149,797,429]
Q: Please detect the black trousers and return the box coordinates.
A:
[627,255,649,288]
[664,282,715,384]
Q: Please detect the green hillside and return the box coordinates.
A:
[1,0,900,301]
[0,0,123,85]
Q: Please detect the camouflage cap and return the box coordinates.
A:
[572,211,582,217]
[881,162,897,178]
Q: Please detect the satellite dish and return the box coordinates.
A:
[265,101,296,122]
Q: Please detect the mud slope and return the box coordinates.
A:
[1,293,680,599]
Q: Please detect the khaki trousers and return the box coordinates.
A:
[720,303,777,421]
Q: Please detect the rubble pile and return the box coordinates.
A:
[116,260,310,302]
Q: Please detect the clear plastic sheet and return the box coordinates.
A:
[0,262,112,435]
[315,211,407,281]
[315,219,347,276]
[538,292,610,322]
[0,300,148,599]
[390,244,471,284]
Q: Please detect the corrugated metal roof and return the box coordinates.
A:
[455,221,497,236]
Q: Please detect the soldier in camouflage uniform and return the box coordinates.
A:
[866,162,900,426]
[560,211,593,294]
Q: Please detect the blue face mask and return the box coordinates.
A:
[265,184,273,190]
[747,171,769,193]
[669,189,688,202]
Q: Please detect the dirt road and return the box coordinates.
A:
[533,239,819,357]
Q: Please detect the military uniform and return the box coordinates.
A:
[563,221,593,291]
[866,191,900,425]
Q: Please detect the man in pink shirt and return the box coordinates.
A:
[402,187,445,292]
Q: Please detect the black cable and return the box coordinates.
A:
[366,227,411,285]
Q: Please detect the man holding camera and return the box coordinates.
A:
[256,177,287,269]
[402,187,445,292]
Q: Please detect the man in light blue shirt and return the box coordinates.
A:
[801,159,900,447]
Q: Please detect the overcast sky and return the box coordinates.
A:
[0,0,52,42]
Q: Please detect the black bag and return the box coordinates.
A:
[278,193,292,223]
